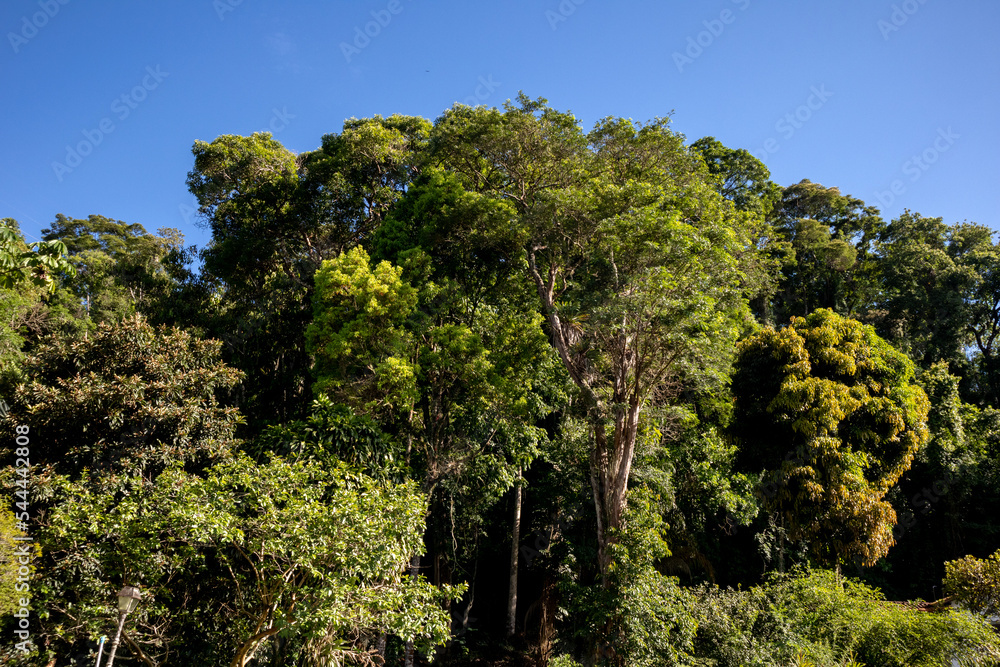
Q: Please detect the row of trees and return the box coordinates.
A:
[1,95,999,665]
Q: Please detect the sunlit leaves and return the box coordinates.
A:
[732,309,930,566]
[944,548,1000,617]
[40,455,457,664]
[307,246,418,411]
[0,218,75,293]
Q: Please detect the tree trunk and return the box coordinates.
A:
[589,401,642,585]
[403,554,419,667]
[527,248,643,586]
[230,627,279,667]
[506,477,523,638]
[779,514,786,574]
[460,567,476,635]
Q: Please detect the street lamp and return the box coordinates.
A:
[103,586,141,667]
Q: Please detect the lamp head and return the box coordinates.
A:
[117,585,141,614]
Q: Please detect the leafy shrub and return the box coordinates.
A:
[689,568,1000,667]
[549,656,584,667]
[556,487,699,666]
[945,549,1000,617]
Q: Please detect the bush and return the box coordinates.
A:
[689,568,1000,667]
[555,487,699,666]
[549,656,584,667]
[945,549,1000,617]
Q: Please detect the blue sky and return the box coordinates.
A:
[2,0,997,249]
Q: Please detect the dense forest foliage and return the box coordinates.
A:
[2,95,999,666]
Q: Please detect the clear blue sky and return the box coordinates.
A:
[2,0,997,249]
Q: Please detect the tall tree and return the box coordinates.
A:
[40,214,184,325]
[731,309,930,568]
[306,246,555,621]
[690,136,781,217]
[950,222,1000,404]
[187,121,431,430]
[187,132,312,428]
[427,96,765,587]
[768,180,884,321]
[298,114,431,257]
[874,211,979,370]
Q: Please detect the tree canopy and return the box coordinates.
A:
[732,309,930,567]
[3,99,999,667]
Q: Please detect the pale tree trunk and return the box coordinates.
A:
[527,248,645,587]
[589,400,642,585]
[506,476,523,637]
[779,514,786,574]
[460,567,476,635]
[403,554,419,667]
[230,627,278,667]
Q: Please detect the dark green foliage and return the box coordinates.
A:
[3,102,999,666]
[767,180,884,322]
[873,211,980,368]
[690,136,782,217]
[41,214,183,325]
[557,486,699,666]
[255,394,405,478]
[1,314,243,478]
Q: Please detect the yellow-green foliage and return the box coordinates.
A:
[0,507,30,618]
[732,309,930,566]
[306,246,419,409]
[945,548,1000,617]
[691,568,1000,667]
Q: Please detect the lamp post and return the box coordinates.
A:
[103,586,141,667]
